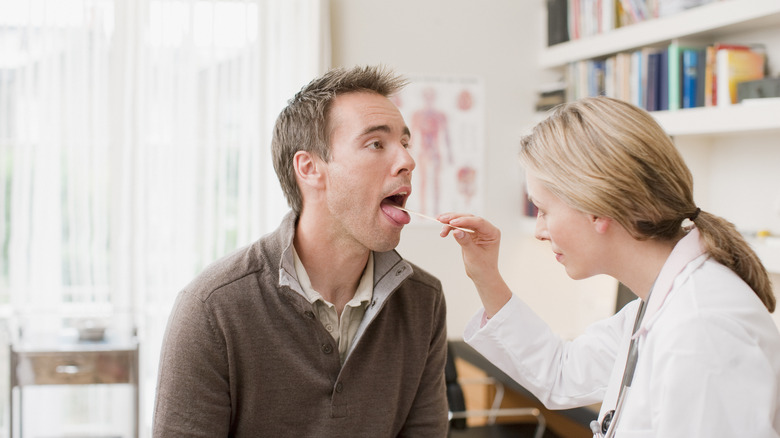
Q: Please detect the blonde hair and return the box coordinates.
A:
[520,96,774,312]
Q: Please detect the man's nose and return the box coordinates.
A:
[394,144,415,175]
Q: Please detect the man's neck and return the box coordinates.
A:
[294,212,370,312]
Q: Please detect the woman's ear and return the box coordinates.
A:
[591,215,613,234]
[293,151,325,189]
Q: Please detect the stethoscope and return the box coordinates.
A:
[590,298,648,438]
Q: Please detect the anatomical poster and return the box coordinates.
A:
[392,75,485,220]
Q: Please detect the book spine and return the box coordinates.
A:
[716,49,730,107]
[668,43,682,111]
[682,49,698,109]
[631,50,642,107]
[646,52,660,111]
[659,49,669,111]
[695,48,706,107]
[704,45,715,106]
[547,0,571,46]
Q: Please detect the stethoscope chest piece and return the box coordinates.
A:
[589,409,614,437]
[601,410,614,433]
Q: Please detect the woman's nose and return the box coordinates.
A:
[534,219,549,241]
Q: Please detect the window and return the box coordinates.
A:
[0,0,329,434]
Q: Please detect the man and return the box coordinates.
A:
[153,65,448,437]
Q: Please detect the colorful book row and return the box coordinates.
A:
[547,0,719,45]
[566,42,766,111]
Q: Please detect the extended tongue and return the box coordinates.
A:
[381,200,411,224]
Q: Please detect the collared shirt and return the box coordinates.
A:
[293,247,374,364]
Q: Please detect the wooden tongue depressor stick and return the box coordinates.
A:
[391,205,475,233]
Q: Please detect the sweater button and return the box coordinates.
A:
[335,382,343,393]
[321,343,333,354]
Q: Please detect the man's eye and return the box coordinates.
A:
[368,141,383,149]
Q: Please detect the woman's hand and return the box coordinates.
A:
[438,213,512,317]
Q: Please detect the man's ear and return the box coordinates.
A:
[293,151,325,189]
[591,215,612,234]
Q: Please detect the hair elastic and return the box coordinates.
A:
[689,207,701,221]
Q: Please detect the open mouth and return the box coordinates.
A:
[384,193,406,207]
[380,192,411,225]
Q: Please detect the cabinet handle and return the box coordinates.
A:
[55,365,81,374]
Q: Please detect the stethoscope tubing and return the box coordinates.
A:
[591,298,648,437]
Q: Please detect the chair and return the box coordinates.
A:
[446,342,549,438]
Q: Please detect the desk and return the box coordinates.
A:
[450,340,597,437]
[10,340,139,438]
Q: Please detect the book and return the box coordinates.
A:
[703,45,716,106]
[695,48,706,107]
[681,48,699,108]
[668,42,684,111]
[589,59,607,97]
[645,51,662,111]
[640,48,661,110]
[535,83,567,111]
[669,40,707,110]
[716,48,766,106]
[616,52,632,101]
[708,43,759,106]
[601,0,617,34]
[659,49,669,111]
[605,56,616,98]
[547,0,570,46]
[569,0,581,41]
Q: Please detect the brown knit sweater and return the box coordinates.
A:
[153,213,448,437]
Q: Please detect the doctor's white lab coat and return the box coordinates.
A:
[464,229,780,437]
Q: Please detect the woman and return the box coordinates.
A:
[439,96,780,437]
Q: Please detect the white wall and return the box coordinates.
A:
[330,0,618,340]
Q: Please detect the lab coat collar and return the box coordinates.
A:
[634,227,706,338]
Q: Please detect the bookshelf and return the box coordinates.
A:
[540,0,780,273]
[540,0,780,68]
[652,98,780,136]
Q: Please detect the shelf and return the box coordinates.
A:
[651,98,780,136]
[530,98,780,136]
[540,0,780,68]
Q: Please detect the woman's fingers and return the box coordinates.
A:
[438,213,500,245]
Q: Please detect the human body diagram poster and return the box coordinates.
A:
[393,75,485,220]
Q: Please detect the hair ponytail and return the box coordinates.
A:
[693,211,775,312]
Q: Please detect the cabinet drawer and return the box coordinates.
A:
[13,350,136,386]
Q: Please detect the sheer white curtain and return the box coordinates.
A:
[0,0,330,435]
